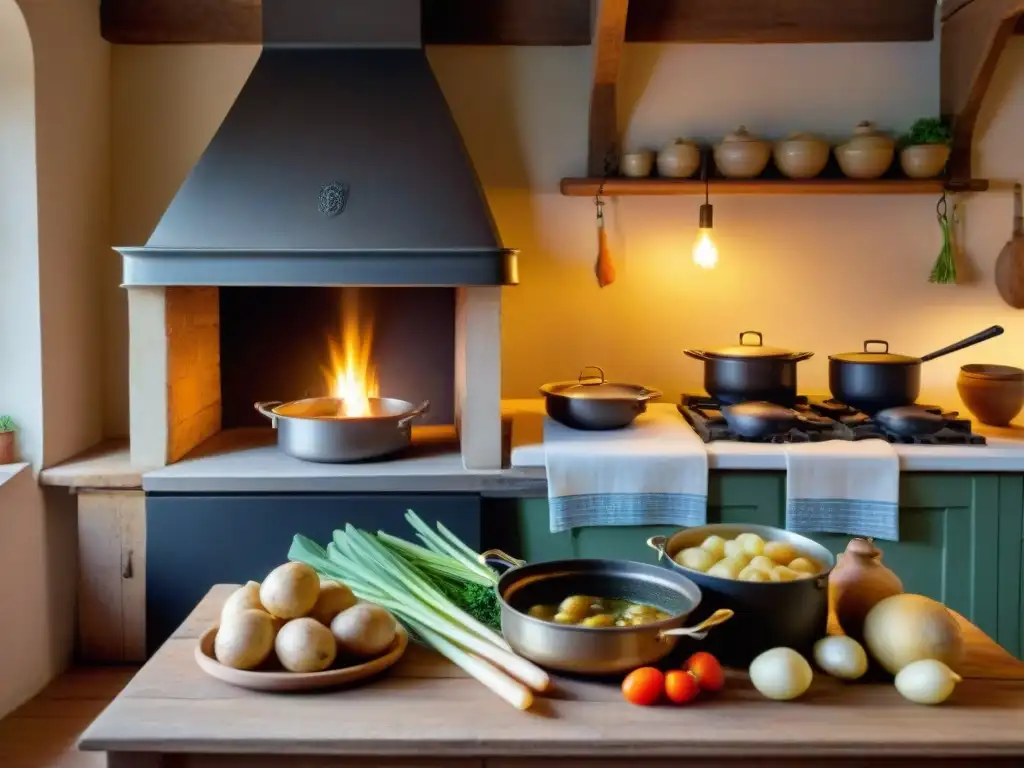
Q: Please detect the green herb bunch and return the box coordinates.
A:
[902,117,952,148]
[0,416,15,433]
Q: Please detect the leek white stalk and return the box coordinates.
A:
[405,616,533,710]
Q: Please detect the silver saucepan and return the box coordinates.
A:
[484,550,732,675]
[255,397,429,463]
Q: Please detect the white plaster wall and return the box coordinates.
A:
[106,35,1024,431]
[0,0,42,465]
[16,0,110,466]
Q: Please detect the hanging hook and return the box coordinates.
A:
[595,181,606,222]
[936,191,948,220]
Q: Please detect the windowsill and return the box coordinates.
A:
[0,462,30,491]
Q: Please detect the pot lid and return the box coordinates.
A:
[780,131,826,144]
[841,120,895,151]
[720,125,763,144]
[699,331,800,359]
[539,367,660,400]
[829,340,918,365]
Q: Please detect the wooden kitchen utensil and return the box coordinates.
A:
[995,183,1024,308]
[595,190,616,287]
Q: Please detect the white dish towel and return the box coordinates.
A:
[784,439,900,541]
[544,404,709,534]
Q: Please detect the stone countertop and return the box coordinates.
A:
[80,584,1024,764]
[510,400,1024,472]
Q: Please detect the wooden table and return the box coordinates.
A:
[80,585,1024,767]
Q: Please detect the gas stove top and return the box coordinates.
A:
[678,394,987,445]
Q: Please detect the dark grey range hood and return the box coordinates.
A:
[117,0,517,288]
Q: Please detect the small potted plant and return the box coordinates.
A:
[0,416,15,464]
[899,118,952,179]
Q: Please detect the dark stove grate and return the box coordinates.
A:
[678,394,987,445]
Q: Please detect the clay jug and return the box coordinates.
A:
[830,538,903,640]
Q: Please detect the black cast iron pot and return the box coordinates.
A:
[648,524,834,666]
[829,326,1004,413]
[684,331,813,405]
[539,366,661,430]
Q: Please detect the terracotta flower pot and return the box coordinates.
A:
[0,431,15,464]
[900,144,951,179]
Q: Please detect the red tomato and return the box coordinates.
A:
[622,667,664,706]
[664,670,700,704]
[684,651,725,692]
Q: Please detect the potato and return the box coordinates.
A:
[771,565,800,582]
[788,557,819,575]
[214,608,275,670]
[582,614,616,628]
[260,562,320,619]
[700,535,727,559]
[308,580,358,626]
[764,540,799,566]
[275,617,337,673]
[221,581,265,623]
[528,604,556,621]
[735,532,766,557]
[739,566,770,582]
[675,546,716,573]
[707,557,745,580]
[747,555,776,573]
[557,595,593,622]
[330,603,397,658]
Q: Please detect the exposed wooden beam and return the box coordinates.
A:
[100,0,939,45]
[941,0,1024,179]
[587,0,629,177]
[625,0,937,43]
[942,0,979,22]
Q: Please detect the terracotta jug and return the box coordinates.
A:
[830,538,903,640]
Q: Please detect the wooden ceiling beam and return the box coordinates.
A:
[100,0,938,46]
[587,0,630,177]
[941,0,1024,180]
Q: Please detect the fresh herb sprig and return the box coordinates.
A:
[902,117,952,148]
[0,416,15,433]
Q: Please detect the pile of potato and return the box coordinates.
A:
[674,532,822,582]
[214,562,397,673]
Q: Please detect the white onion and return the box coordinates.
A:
[813,635,868,680]
[749,647,813,701]
[894,659,962,705]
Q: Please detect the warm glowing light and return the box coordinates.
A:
[693,229,718,269]
[322,288,379,417]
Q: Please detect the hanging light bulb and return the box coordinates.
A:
[692,149,718,269]
[693,204,718,269]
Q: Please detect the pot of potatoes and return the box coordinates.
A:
[648,524,834,666]
[195,561,406,691]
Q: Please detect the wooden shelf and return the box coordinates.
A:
[560,177,990,197]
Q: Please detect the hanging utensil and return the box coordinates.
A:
[930,192,957,284]
[594,185,616,288]
[995,183,1024,308]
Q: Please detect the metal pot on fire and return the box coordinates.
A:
[683,331,813,405]
[487,551,732,675]
[648,524,834,666]
[539,367,661,430]
[829,326,1004,413]
[255,397,429,463]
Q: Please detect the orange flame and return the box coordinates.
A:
[322,288,379,417]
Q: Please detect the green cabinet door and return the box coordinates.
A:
[485,472,1024,659]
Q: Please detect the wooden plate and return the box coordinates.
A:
[194,624,408,692]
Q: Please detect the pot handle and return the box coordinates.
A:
[254,401,283,428]
[646,535,669,562]
[683,349,711,362]
[578,366,606,385]
[787,351,815,362]
[863,340,889,353]
[658,608,735,641]
[397,401,431,429]
[739,330,763,347]
[476,549,526,572]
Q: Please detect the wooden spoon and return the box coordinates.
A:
[995,183,1024,308]
[659,608,735,640]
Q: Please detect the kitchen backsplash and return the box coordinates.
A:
[105,39,1024,434]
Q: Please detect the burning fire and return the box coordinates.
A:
[322,288,379,418]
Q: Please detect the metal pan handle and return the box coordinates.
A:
[646,535,669,562]
[254,401,283,428]
[863,340,889,353]
[396,400,431,429]
[683,349,711,362]
[578,366,606,385]
[658,608,735,640]
[476,549,526,572]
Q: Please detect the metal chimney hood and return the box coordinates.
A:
[117,0,517,288]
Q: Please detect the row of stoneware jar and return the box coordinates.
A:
[620,121,951,182]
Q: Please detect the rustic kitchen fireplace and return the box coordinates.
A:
[120,0,515,472]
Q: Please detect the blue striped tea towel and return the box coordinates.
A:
[784,438,899,541]
[544,404,709,534]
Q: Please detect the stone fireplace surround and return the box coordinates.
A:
[127,284,502,472]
